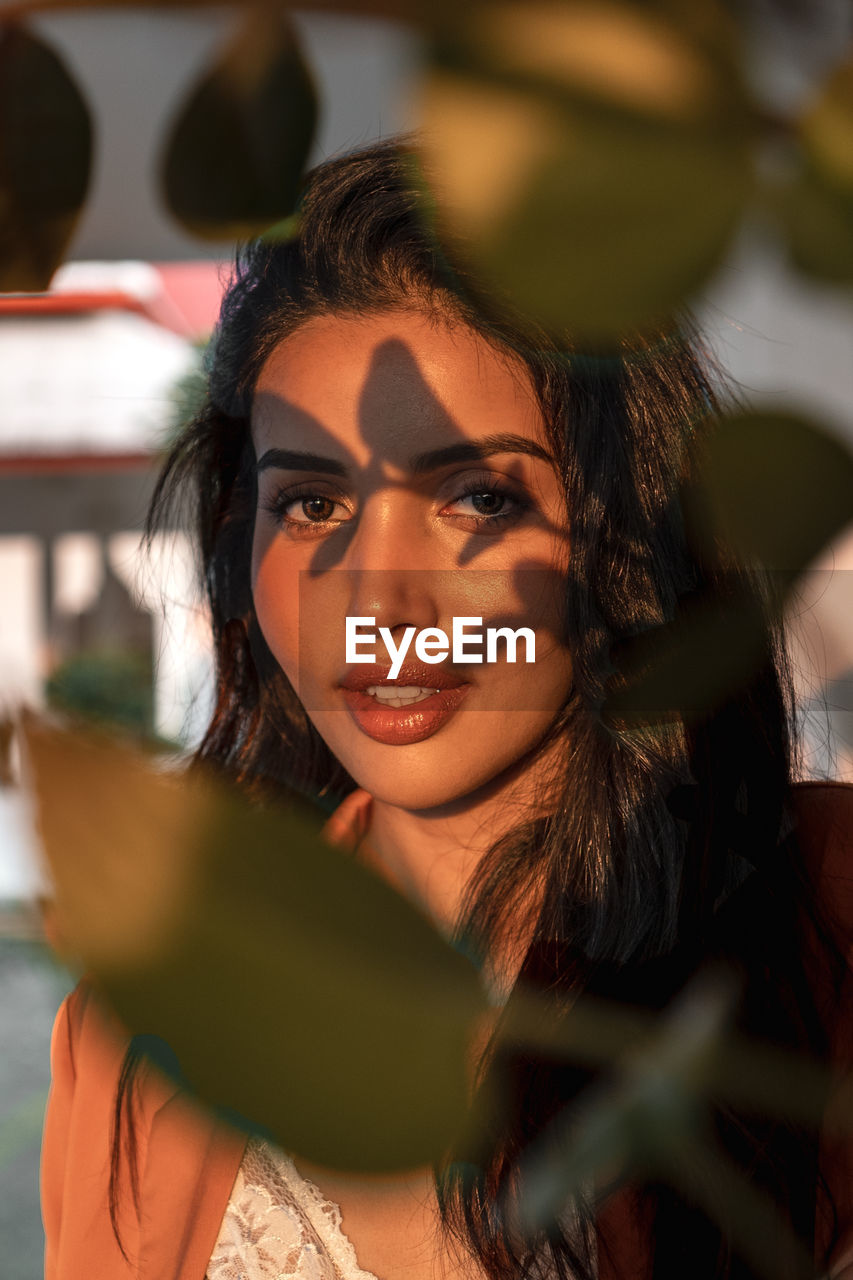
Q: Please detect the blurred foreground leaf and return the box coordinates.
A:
[23,720,487,1171]
[512,973,820,1280]
[603,590,768,727]
[516,975,733,1221]
[161,8,318,240]
[604,410,853,725]
[698,411,853,574]
[20,717,846,1199]
[777,47,853,286]
[420,0,754,341]
[0,0,415,13]
[0,22,92,291]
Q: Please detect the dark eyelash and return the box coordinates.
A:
[261,481,347,520]
[260,474,531,526]
[452,474,532,519]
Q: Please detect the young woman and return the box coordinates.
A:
[42,139,853,1280]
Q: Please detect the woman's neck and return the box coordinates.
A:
[361,736,562,939]
[365,797,500,937]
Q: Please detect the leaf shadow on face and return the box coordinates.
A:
[253,332,575,721]
[253,333,571,582]
[251,336,853,736]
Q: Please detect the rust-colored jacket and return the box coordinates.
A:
[41,784,853,1279]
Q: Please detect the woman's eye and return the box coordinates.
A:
[264,487,352,533]
[294,496,338,523]
[465,491,509,517]
[442,483,529,528]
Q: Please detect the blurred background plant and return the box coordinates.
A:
[45,649,154,734]
[1,0,853,1275]
[165,336,210,446]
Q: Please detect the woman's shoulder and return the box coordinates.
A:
[42,982,143,1276]
[322,788,373,852]
[49,979,179,1117]
[43,981,247,1279]
[46,980,151,1149]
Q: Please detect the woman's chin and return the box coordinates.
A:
[336,761,488,814]
[308,706,564,814]
[333,745,544,815]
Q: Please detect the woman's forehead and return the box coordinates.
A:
[250,309,544,464]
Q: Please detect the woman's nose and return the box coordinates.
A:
[345,569,438,636]
[344,495,439,633]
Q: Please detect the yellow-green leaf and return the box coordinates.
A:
[775,159,853,286]
[0,22,92,291]
[603,410,853,725]
[419,0,755,342]
[799,50,853,192]
[24,720,487,1171]
[698,410,853,573]
[775,48,853,286]
[603,591,769,726]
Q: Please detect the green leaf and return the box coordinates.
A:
[419,0,755,341]
[24,720,487,1171]
[603,591,769,727]
[515,972,734,1226]
[161,10,319,241]
[775,159,853,286]
[697,410,853,574]
[773,50,853,286]
[0,22,92,291]
[799,50,853,193]
[603,410,853,725]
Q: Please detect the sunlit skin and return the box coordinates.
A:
[249,310,572,1280]
[251,309,572,930]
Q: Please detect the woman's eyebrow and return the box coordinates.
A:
[255,434,553,479]
[255,448,349,477]
[410,433,553,474]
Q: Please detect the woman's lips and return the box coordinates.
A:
[338,663,471,746]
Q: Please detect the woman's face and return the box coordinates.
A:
[250,309,573,811]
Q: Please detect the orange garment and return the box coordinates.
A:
[41,783,853,1280]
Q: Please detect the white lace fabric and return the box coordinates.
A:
[205,1138,381,1280]
[205,1139,591,1280]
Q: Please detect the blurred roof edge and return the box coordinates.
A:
[0,260,227,341]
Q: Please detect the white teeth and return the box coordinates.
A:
[364,685,440,707]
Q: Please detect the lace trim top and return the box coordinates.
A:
[206,1139,590,1280]
[205,1138,381,1280]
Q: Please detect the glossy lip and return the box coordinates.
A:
[338,662,472,745]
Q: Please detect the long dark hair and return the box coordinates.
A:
[113,139,844,1279]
